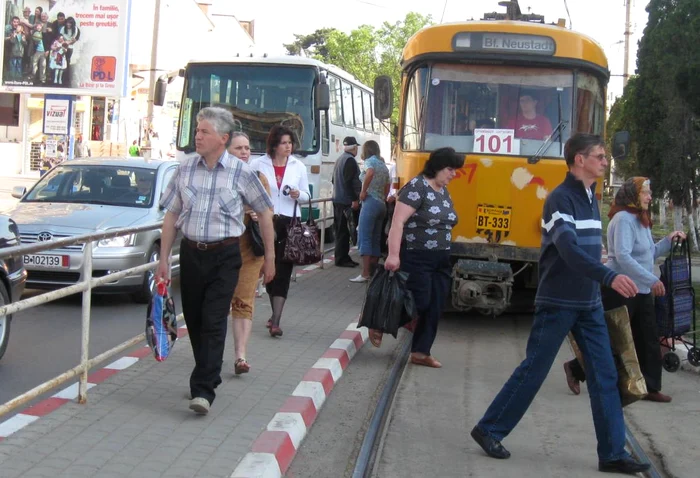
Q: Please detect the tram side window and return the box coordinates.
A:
[403,67,429,151]
[353,86,364,130]
[329,75,343,124]
[362,91,373,132]
[341,80,354,127]
[576,72,605,136]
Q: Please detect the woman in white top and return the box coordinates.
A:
[251,125,310,337]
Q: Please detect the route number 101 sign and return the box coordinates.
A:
[473,129,520,155]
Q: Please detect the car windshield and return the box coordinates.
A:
[403,64,576,158]
[178,64,318,154]
[24,165,157,208]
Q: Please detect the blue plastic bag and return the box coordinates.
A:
[146,281,178,361]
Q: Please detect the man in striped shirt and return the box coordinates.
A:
[472,134,650,475]
[157,107,275,415]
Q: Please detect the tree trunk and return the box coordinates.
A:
[658,197,667,228]
[673,207,684,232]
[688,207,699,252]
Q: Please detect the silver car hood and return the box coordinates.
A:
[9,202,151,233]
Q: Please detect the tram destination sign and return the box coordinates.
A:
[453,33,556,56]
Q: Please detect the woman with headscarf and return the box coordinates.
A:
[563,177,685,402]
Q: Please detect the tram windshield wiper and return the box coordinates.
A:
[528,120,568,164]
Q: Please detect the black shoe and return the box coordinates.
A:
[470,426,511,459]
[336,259,359,268]
[599,456,651,474]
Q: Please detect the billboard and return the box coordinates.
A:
[1,0,131,97]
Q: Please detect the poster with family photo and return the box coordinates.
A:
[1,0,131,97]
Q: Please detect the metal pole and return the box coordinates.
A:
[623,0,632,89]
[78,241,93,404]
[144,0,162,159]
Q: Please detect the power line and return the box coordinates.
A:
[441,0,449,23]
[562,0,572,29]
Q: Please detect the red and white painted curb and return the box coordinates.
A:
[0,325,190,442]
[230,322,369,478]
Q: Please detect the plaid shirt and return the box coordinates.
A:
[160,151,273,242]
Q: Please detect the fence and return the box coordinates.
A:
[0,197,335,420]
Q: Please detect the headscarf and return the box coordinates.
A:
[608,176,653,228]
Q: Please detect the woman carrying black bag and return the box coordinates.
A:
[381,148,464,368]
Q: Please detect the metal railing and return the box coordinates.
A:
[0,196,336,420]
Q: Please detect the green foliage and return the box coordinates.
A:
[287,13,434,135]
[606,77,639,180]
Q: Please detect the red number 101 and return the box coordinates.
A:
[476,135,512,153]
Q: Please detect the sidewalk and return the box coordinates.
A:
[0,260,368,478]
[0,174,37,214]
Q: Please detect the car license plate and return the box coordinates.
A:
[476,205,511,231]
[23,254,70,268]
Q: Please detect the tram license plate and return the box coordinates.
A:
[23,254,69,268]
[476,206,511,231]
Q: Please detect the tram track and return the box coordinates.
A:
[351,325,667,478]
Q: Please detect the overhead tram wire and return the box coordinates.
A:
[563,0,573,29]
[440,0,449,23]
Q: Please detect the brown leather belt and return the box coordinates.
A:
[183,236,239,251]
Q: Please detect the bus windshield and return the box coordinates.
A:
[178,64,318,154]
[404,64,580,158]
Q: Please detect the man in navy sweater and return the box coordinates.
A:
[471,134,650,475]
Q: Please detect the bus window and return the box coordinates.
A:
[363,91,373,132]
[369,95,377,132]
[402,67,429,151]
[420,64,573,157]
[320,110,330,155]
[353,87,364,129]
[341,80,354,127]
[329,75,343,124]
[576,72,605,137]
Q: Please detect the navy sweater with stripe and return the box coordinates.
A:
[535,173,618,310]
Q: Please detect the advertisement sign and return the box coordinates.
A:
[42,94,73,135]
[1,0,132,97]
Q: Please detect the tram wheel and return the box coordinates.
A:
[662,351,681,372]
[687,347,700,367]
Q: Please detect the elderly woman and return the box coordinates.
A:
[564,177,685,402]
[350,140,391,283]
[251,125,310,338]
[380,147,464,367]
[227,132,272,374]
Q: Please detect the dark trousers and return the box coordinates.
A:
[402,249,451,355]
[569,290,662,392]
[333,202,352,265]
[266,215,294,298]
[180,240,241,404]
[478,306,626,461]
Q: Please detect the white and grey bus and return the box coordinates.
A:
[156,56,391,238]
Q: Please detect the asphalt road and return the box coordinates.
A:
[0,278,183,407]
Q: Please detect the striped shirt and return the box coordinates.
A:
[160,151,273,243]
[535,173,617,310]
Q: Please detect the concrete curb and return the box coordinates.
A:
[0,325,190,441]
[230,321,369,478]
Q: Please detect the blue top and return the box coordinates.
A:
[535,173,617,310]
[360,155,390,202]
[606,211,671,294]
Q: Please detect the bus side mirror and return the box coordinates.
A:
[612,131,631,160]
[374,75,393,120]
[154,77,167,107]
[316,81,330,111]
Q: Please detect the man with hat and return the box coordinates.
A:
[332,136,362,267]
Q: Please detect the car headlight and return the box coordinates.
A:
[98,234,136,247]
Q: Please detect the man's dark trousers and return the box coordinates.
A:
[179,240,242,404]
[333,202,353,265]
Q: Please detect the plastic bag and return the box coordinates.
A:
[146,280,178,362]
[358,268,418,338]
[568,305,647,406]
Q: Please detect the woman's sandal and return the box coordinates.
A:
[266,320,272,329]
[369,329,383,348]
[269,326,283,337]
[234,358,250,375]
[410,354,442,368]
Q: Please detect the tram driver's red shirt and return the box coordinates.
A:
[507,115,553,140]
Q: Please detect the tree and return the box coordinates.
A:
[283,28,338,60]
[606,77,639,180]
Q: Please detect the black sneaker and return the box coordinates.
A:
[470,426,511,459]
[599,456,651,474]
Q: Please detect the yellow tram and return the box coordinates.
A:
[374,9,610,315]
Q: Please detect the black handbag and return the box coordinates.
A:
[283,198,322,265]
[248,220,265,257]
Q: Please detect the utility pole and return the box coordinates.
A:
[622,0,632,89]
[144,0,162,159]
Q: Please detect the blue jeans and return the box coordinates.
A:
[358,195,386,257]
[477,306,627,462]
